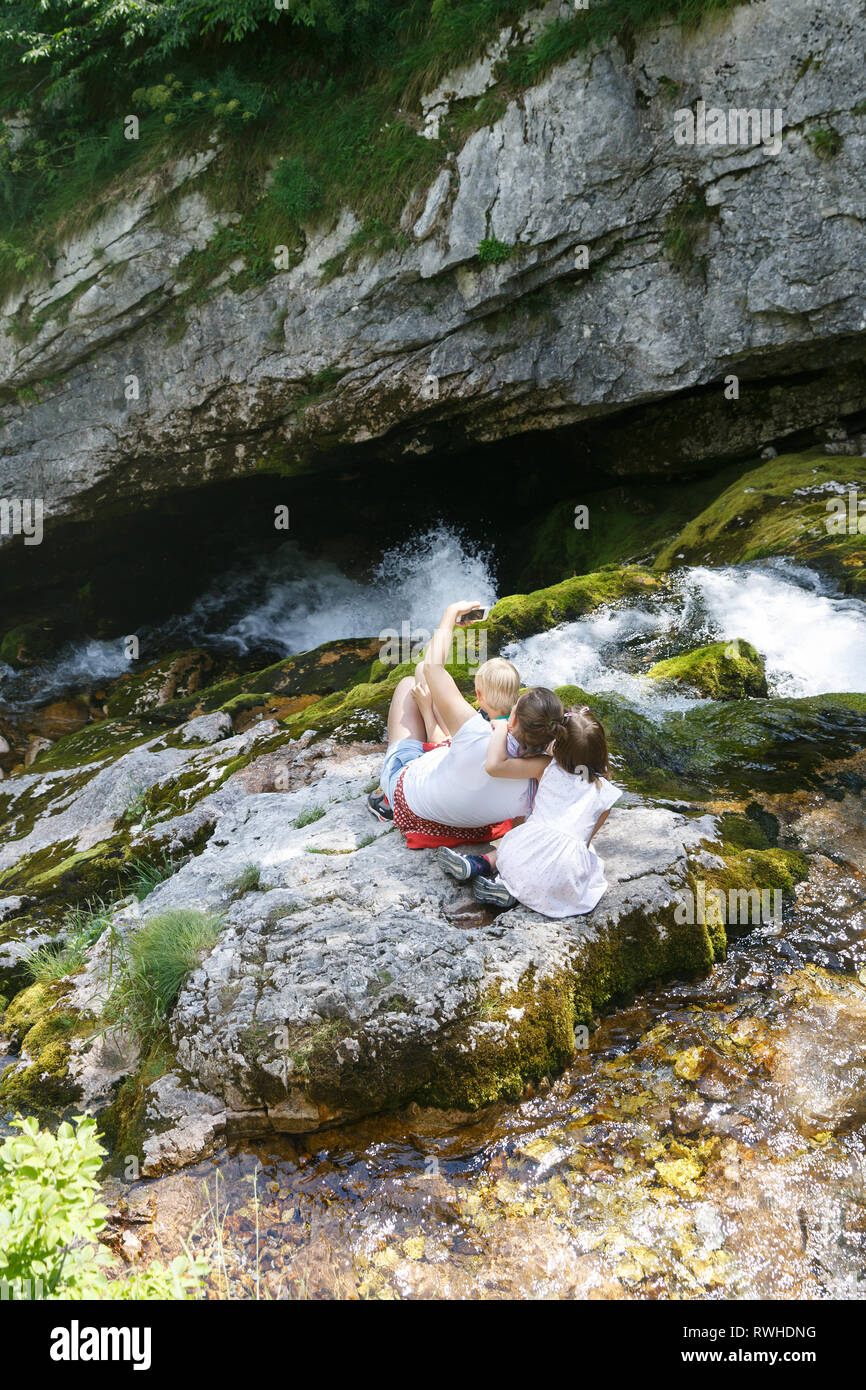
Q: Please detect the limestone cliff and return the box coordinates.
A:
[2,0,865,556]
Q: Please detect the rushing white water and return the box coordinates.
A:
[505,559,866,707]
[3,546,864,717]
[178,527,498,655]
[0,527,498,711]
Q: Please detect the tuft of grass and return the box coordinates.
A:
[227,862,262,897]
[24,898,116,984]
[104,909,222,1048]
[662,188,712,270]
[292,806,326,829]
[126,852,181,902]
[806,125,842,159]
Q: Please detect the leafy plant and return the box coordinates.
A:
[663,189,711,270]
[806,125,842,159]
[477,235,512,265]
[104,909,222,1048]
[0,0,751,301]
[269,156,322,223]
[292,805,326,828]
[0,1115,204,1299]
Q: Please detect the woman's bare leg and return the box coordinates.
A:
[387,676,427,745]
[414,662,449,743]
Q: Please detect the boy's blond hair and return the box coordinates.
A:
[475,657,520,714]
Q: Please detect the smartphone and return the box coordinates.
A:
[458,607,489,624]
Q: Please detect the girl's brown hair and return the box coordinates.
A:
[513,687,609,781]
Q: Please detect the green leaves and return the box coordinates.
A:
[0,1114,205,1299]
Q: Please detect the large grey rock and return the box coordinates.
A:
[145,743,721,1134]
[1,0,865,551]
[1,703,723,1165]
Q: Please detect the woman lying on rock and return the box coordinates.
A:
[368,599,544,841]
[437,690,622,916]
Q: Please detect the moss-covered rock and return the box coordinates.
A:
[554,684,866,798]
[514,461,752,591]
[654,449,866,593]
[104,650,220,719]
[489,565,664,641]
[0,623,56,669]
[0,979,88,1113]
[285,659,479,742]
[146,638,381,727]
[648,639,768,699]
[98,1040,177,1169]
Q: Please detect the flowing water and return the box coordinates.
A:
[505,559,866,708]
[0,526,498,714]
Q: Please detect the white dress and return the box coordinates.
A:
[495,762,623,918]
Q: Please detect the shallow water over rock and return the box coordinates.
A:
[115,860,866,1300]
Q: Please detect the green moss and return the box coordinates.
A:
[717,806,779,850]
[30,720,155,772]
[418,897,721,1111]
[148,638,381,726]
[489,565,663,641]
[708,841,809,894]
[98,1040,177,1169]
[648,639,768,699]
[552,685,866,800]
[654,449,866,593]
[0,624,56,669]
[286,660,478,742]
[514,462,751,589]
[0,979,89,1113]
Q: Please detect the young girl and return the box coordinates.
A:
[436,688,622,917]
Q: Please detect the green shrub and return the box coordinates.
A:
[269,157,322,223]
[104,909,222,1048]
[477,235,512,265]
[0,1115,204,1299]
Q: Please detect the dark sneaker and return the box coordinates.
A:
[473,877,518,908]
[367,789,393,823]
[435,847,474,881]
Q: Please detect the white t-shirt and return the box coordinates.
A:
[402,713,532,827]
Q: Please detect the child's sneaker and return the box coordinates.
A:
[435,847,474,880]
[473,877,518,908]
[367,789,393,823]
[435,848,493,881]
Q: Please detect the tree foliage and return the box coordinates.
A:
[0,0,388,102]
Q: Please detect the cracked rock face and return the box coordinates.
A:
[2,0,865,549]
